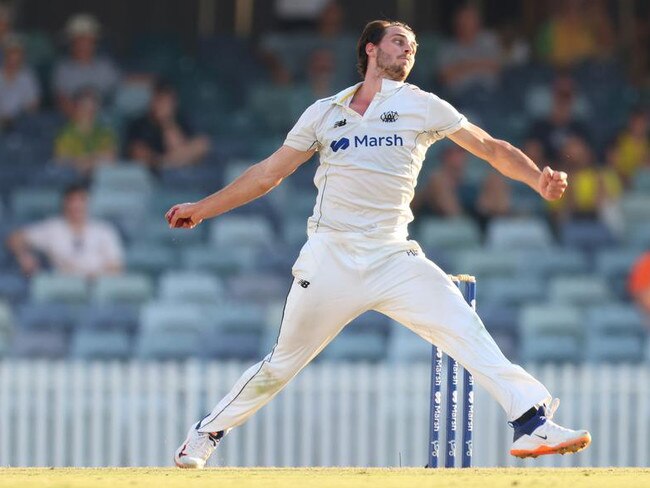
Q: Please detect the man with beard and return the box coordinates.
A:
[169,21,590,468]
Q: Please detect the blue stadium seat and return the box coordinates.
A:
[319,330,386,362]
[632,168,650,194]
[92,274,154,305]
[416,217,481,252]
[11,329,68,358]
[71,329,131,359]
[89,191,149,238]
[133,218,207,248]
[31,274,88,304]
[135,330,202,360]
[480,276,546,306]
[213,302,266,334]
[520,304,583,363]
[626,223,650,249]
[515,248,588,279]
[181,245,255,276]
[584,304,646,362]
[203,329,262,360]
[11,187,61,222]
[595,250,641,300]
[621,195,650,229]
[18,302,81,333]
[0,273,28,303]
[78,304,140,334]
[549,275,612,305]
[140,302,215,335]
[0,301,13,340]
[387,324,431,363]
[560,220,617,253]
[125,244,176,277]
[452,249,517,279]
[486,217,554,249]
[210,215,275,249]
[347,311,392,337]
[111,82,152,119]
[227,273,290,303]
[159,271,224,304]
[585,336,645,363]
[150,187,205,215]
[93,165,153,194]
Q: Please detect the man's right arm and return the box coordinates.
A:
[7,229,39,274]
[166,145,315,228]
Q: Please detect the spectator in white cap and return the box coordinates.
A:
[52,13,120,115]
[0,34,40,129]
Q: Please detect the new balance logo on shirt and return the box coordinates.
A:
[330,134,404,152]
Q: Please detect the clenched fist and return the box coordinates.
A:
[165,202,204,229]
[538,166,568,201]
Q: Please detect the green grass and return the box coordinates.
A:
[1,468,650,488]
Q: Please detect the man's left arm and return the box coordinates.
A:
[447,122,568,201]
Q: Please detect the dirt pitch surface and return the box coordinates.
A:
[1,467,649,488]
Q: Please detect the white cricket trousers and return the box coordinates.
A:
[198,231,551,434]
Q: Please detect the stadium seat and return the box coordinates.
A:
[31,274,88,303]
[78,304,140,334]
[416,217,481,252]
[480,276,546,306]
[621,195,650,229]
[548,276,612,305]
[626,222,650,249]
[92,274,154,305]
[159,271,224,304]
[213,302,266,334]
[181,245,255,276]
[140,302,215,335]
[319,330,386,362]
[632,168,650,194]
[515,247,588,279]
[150,187,205,215]
[387,324,431,363]
[227,273,290,302]
[71,329,131,359]
[89,191,149,238]
[125,244,176,277]
[452,249,517,279]
[0,301,13,339]
[347,311,392,337]
[210,215,275,249]
[18,302,81,332]
[587,304,645,337]
[486,217,554,249]
[133,218,207,247]
[11,329,67,358]
[560,220,617,253]
[203,329,262,360]
[595,249,641,299]
[111,81,152,119]
[585,336,645,363]
[11,187,61,222]
[93,165,153,194]
[135,330,202,360]
[0,273,28,303]
[520,304,583,362]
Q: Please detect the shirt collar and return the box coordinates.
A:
[332,78,405,106]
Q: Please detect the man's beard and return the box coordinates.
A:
[376,47,410,81]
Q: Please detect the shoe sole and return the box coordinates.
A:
[510,433,592,459]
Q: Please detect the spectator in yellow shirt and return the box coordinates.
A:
[614,109,649,185]
[54,88,117,175]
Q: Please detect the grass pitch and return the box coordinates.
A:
[1,467,650,488]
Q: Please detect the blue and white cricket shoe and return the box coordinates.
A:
[174,422,223,469]
[510,398,591,459]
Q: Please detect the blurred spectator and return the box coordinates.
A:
[438,4,502,95]
[52,14,120,115]
[126,80,210,171]
[6,183,124,278]
[527,75,589,161]
[613,108,650,185]
[498,22,530,67]
[536,0,615,67]
[412,145,474,218]
[629,252,650,327]
[475,171,512,230]
[526,72,592,121]
[303,48,337,99]
[0,35,40,130]
[548,136,622,226]
[0,3,14,55]
[54,88,117,175]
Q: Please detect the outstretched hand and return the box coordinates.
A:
[165,203,204,229]
[538,166,568,201]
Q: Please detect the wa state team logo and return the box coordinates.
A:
[380,111,399,123]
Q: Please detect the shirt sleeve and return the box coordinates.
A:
[283,101,322,152]
[425,93,468,139]
[23,219,54,253]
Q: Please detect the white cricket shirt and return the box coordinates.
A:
[284,78,468,238]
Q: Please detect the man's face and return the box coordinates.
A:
[71,34,96,61]
[372,26,417,81]
[63,191,88,224]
